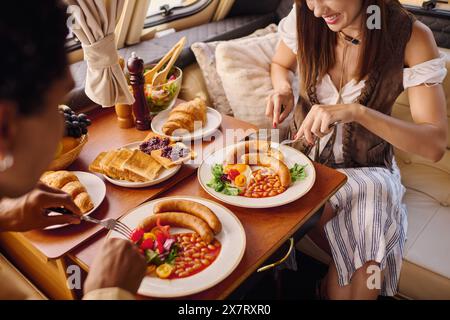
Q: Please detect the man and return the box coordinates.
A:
[0,0,146,300]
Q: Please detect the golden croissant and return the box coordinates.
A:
[41,171,94,214]
[162,98,207,136]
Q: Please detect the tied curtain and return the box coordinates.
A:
[66,0,134,107]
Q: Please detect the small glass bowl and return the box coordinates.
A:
[144,66,183,114]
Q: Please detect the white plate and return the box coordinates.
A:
[107,196,246,298]
[198,142,316,209]
[103,142,181,188]
[46,171,106,230]
[151,107,222,141]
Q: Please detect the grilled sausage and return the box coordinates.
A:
[138,212,214,244]
[241,153,291,187]
[225,140,270,164]
[153,199,222,234]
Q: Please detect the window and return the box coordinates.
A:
[144,0,213,28]
[400,0,450,12]
[66,33,81,52]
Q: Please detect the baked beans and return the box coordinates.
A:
[171,233,221,279]
[243,169,286,198]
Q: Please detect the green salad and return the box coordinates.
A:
[206,164,240,196]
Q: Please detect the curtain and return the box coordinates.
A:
[66,0,134,107]
[212,0,235,21]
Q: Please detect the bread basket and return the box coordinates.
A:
[48,134,88,171]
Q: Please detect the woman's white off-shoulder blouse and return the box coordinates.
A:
[278,5,447,163]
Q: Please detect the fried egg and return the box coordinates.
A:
[224,164,254,190]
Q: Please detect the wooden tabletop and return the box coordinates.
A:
[70,160,346,300]
[19,106,257,259]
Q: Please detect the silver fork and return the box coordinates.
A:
[80,215,133,239]
[280,121,341,146]
[47,208,133,239]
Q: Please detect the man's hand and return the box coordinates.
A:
[0,182,82,232]
[84,238,147,295]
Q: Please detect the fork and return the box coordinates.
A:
[46,207,133,239]
[81,215,133,239]
[280,121,341,146]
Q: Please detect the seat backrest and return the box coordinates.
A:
[392,48,450,174]
[276,0,294,21]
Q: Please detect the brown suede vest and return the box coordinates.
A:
[291,3,415,170]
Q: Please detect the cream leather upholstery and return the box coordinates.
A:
[297,48,450,300]
[0,254,46,300]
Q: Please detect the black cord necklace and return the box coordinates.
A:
[339,31,361,45]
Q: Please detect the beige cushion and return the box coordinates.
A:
[191,24,278,116]
[179,63,212,106]
[0,254,46,300]
[214,33,298,138]
[399,259,450,300]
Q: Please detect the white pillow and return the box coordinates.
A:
[191,24,278,116]
[215,32,298,134]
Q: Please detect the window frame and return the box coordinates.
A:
[143,0,214,29]
[403,3,450,18]
[66,36,82,52]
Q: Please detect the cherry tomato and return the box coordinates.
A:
[156,233,166,254]
[146,265,156,275]
[143,232,156,241]
[140,238,154,250]
[156,263,174,279]
[228,169,240,180]
[130,228,144,243]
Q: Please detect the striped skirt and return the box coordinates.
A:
[325,159,407,296]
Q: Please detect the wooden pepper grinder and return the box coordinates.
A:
[114,56,134,129]
[128,52,151,130]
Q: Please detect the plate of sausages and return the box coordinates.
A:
[107,196,246,298]
[198,140,316,208]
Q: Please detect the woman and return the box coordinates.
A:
[267,0,448,299]
[0,0,145,299]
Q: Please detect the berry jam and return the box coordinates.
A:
[139,137,170,154]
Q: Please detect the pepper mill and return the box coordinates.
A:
[127,52,151,130]
[115,56,134,129]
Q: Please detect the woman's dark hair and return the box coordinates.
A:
[295,0,403,99]
[0,0,69,115]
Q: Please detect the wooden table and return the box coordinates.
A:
[70,162,346,300]
[0,105,347,300]
[0,106,258,299]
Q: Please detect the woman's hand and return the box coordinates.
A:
[0,182,82,232]
[265,87,295,128]
[84,238,147,295]
[295,103,364,145]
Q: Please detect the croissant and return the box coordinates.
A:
[162,98,207,136]
[41,171,94,214]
